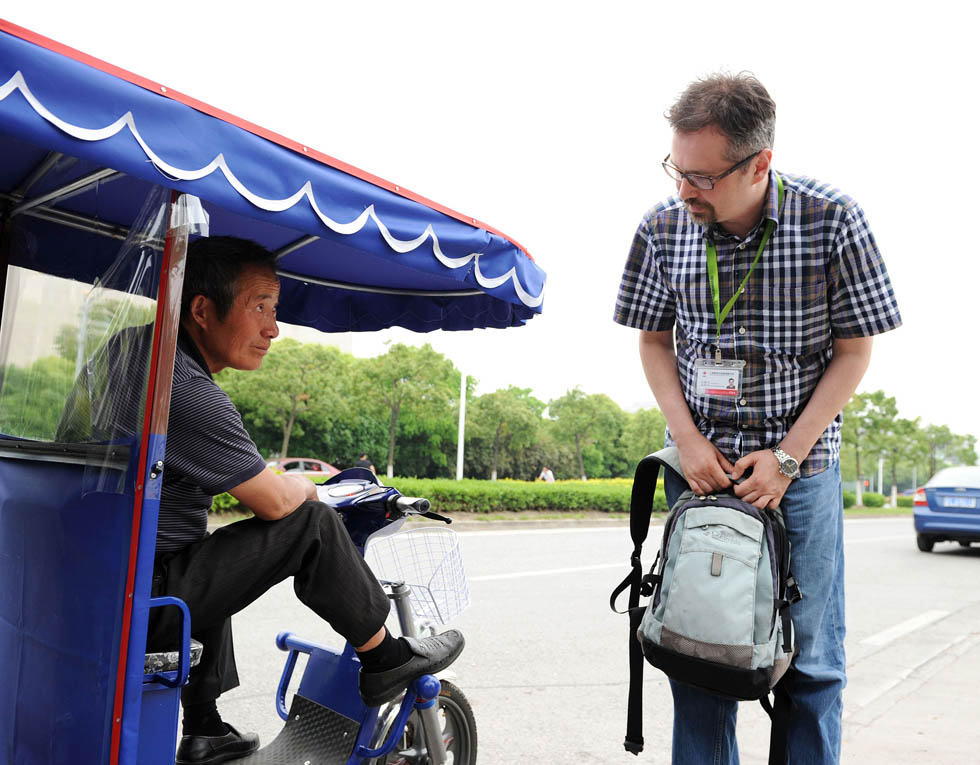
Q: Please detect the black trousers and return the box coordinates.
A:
[147,500,391,706]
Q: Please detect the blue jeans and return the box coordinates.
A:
[663,462,845,765]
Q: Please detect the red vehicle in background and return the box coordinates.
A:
[267,457,340,479]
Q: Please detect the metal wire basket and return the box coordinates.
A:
[365,526,470,625]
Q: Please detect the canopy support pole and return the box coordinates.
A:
[12,150,64,197]
[9,167,121,217]
[0,193,132,240]
[274,235,319,260]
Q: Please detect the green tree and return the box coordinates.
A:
[361,343,459,478]
[467,386,544,480]
[922,424,978,478]
[0,356,77,440]
[54,297,156,365]
[842,391,897,504]
[620,407,668,464]
[879,417,926,505]
[549,387,623,481]
[217,338,350,458]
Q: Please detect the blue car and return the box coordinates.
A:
[914,466,980,552]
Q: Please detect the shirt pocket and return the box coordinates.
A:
[757,278,829,355]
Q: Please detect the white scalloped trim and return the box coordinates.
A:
[1,70,544,308]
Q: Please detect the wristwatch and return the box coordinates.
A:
[771,447,801,479]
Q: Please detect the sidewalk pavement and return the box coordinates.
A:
[841,600,980,763]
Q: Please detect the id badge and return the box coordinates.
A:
[694,358,746,398]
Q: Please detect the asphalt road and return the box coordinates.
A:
[217,517,980,763]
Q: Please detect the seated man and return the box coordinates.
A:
[142,236,464,764]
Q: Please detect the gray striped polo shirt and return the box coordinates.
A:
[157,332,267,552]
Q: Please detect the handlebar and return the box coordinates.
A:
[392,495,430,514]
[385,495,451,524]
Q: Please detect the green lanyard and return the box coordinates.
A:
[705,173,784,359]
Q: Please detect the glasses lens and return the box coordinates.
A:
[662,162,683,182]
[688,175,714,191]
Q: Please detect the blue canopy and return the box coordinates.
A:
[0,20,545,332]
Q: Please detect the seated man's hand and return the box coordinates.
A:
[675,432,734,496]
[302,475,318,501]
[731,449,792,510]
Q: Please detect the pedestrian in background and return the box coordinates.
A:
[355,453,376,475]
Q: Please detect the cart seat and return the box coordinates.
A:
[144,639,204,675]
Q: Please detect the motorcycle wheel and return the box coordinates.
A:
[376,680,477,764]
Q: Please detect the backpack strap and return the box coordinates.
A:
[759,670,795,765]
[609,447,685,755]
[628,446,684,549]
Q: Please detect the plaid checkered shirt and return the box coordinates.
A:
[614,170,902,476]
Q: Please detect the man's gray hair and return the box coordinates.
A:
[666,72,776,161]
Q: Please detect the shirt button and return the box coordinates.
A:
[738,326,746,335]
[739,397,747,406]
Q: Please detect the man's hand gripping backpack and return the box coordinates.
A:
[609,447,802,765]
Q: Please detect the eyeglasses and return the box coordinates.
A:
[661,151,759,190]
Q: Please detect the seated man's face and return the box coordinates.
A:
[201,265,280,372]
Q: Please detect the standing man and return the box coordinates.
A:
[355,452,377,475]
[613,73,901,763]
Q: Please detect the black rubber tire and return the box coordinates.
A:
[379,679,477,764]
[916,534,934,552]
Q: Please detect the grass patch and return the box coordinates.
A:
[456,512,589,522]
[845,506,913,518]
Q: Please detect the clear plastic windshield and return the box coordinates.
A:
[0,188,169,444]
[0,186,203,483]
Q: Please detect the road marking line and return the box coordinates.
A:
[843,517,910,525]
[457,519,907,539]
[860,609,949,647]
[845,632,971,715]
[458,526,636,538]
[470,562,623,582]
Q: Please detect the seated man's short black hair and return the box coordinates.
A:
[181,236,278,321]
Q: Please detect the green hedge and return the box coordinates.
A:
[862,492,886,508]
[391,478,661,514]
[211,479,914,515]
[210,477,668,515]
[211,492,240,513]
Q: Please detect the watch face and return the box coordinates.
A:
[774,448,799,476]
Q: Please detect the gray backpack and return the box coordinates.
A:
[610,447,801,763]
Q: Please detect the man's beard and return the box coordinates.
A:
[684,198,716,225]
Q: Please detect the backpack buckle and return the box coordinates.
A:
[639,572,661,597]
[786,575,803,604]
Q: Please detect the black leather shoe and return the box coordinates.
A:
[359,630,465,707]
[175,724,259,764]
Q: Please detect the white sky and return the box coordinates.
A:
[9,2,978,448]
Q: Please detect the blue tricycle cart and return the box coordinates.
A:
[0,19,545,765]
